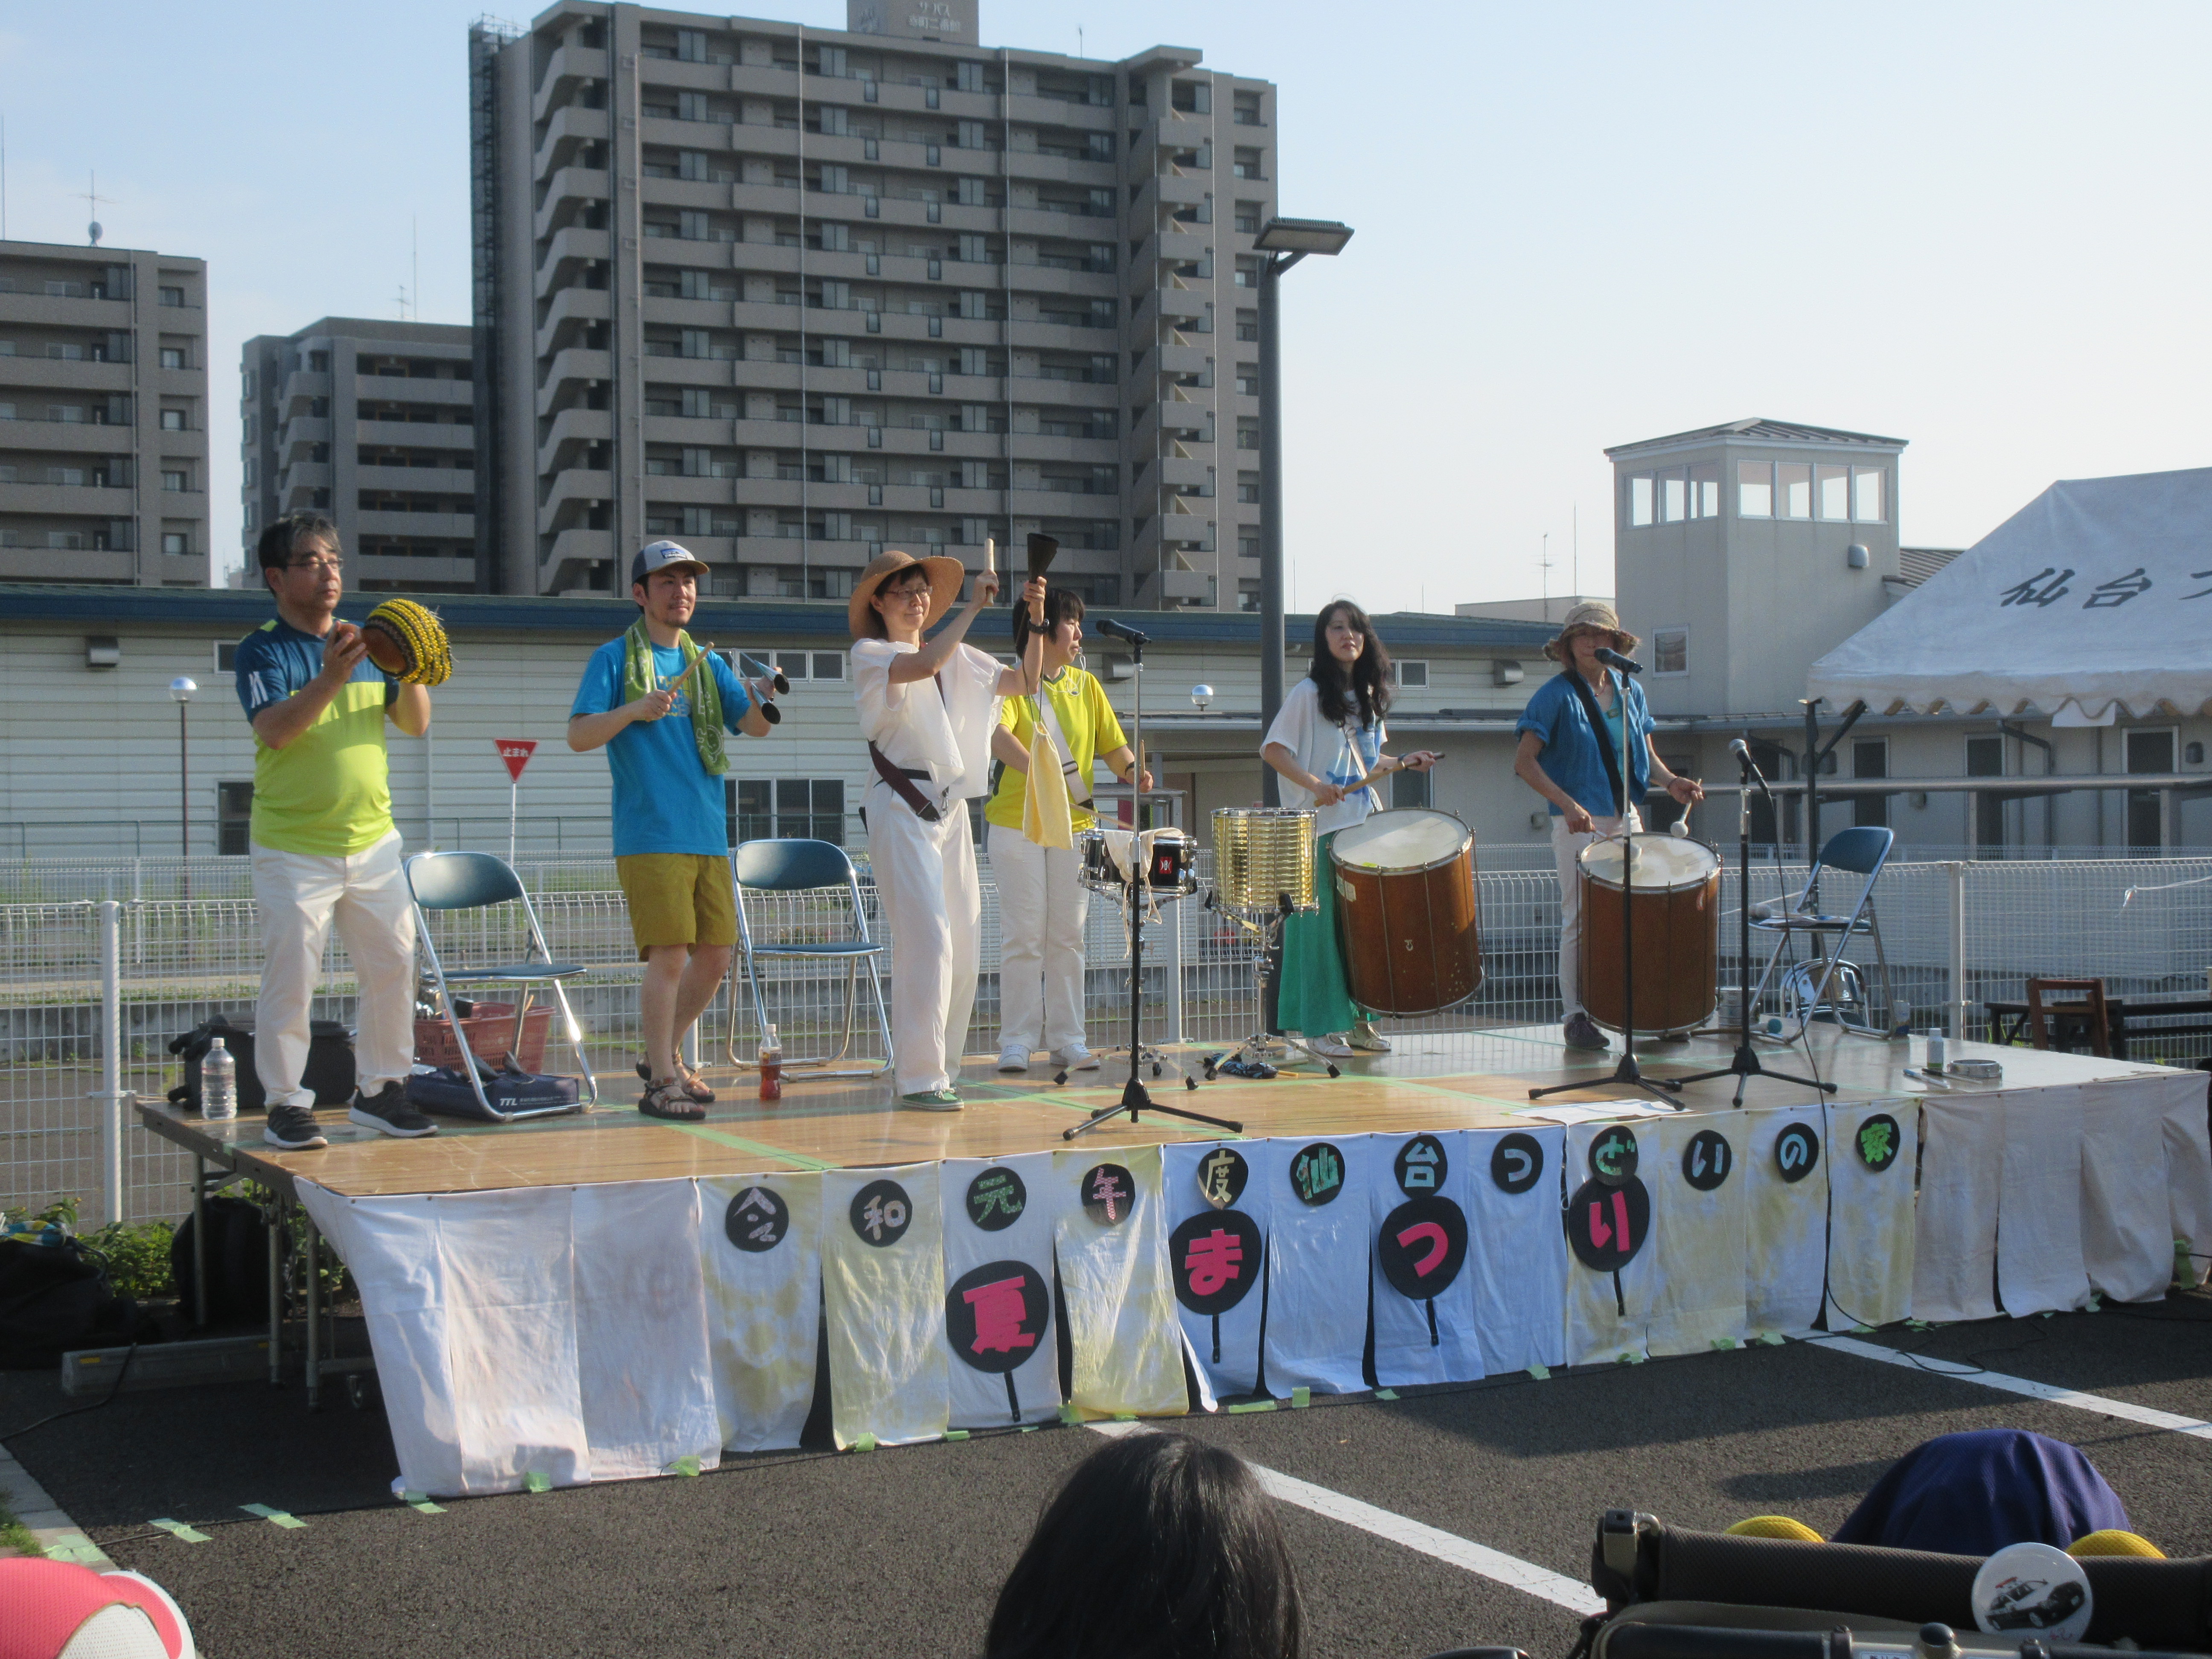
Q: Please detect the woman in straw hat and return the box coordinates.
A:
[1511,601,1702,1051]
[850,548,1046,1109]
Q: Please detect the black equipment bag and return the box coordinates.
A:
[167,1013,354,1115]
[407,1054,582,1122]
[0,1234,146,1367]
[166,1195,272,1326]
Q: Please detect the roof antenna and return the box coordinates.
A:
[82,169,113,247]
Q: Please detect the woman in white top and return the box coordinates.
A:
[850,549,1045,1109]
[1261,600,1439,1058]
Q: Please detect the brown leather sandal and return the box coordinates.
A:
[637,1080,707,1122]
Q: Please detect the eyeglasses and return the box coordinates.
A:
[285,555,343,574]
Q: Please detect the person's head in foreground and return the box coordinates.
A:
[987,1432,1304,1659]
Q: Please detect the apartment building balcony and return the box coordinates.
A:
[530,43,610,124]
[356,510,473,539]
[534,168,612,241]
[1005,93,1116,131]
[0,547,135,583]
[541,468,614,514]
[10,421,141,457]
[354,375,471,410]
[535,349,612,416]
[0,483,138,517]
[534,228,613,296]
[533,104,610,174]
[537,407,611,473]
[540,524,611,579]
[0,293,133,329]
[1003,151,1117,189]
[355,418,471,450]
[356,463,474,493]
[0,358,133,395]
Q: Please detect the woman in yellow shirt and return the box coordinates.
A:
[985,590,1152,1072]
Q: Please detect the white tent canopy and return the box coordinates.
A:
[1808,466,2212,722]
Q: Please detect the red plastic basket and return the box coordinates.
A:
[414,1003,551,1073]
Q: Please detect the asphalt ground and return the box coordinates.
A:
[3,1295,2209,1659]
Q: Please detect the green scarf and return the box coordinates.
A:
[623,617,727,777]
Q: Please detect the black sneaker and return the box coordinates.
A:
[1563,1012,1612,1051]
[349,1082,440,1139]
[264,1104,328,1150]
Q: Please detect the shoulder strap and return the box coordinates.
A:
[868,743,941,822]
[1562,672,1626,815]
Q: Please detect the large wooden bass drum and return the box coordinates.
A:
[1328,808,1482,1016]
[1576,833,1720,1037]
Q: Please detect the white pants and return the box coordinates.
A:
[251,830,416,1107]
[867,780,981,1095]
[1551,806,1641,1018]
[987,822,1089,1054]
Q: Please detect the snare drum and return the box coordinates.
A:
[1328,808,1482,1015]
[1074,828,1118,892]
[1576,834,1721,1036]
[1075,826,1197,896]
[1211,807,1316,912]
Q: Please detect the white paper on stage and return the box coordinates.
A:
[940,1153,1063,1428]
[571,1180,720,1479]
[298,1182,590,1497]
[1258,1135,1374,1394]
[1743,1106,1829,1337]
[1369,1132,1482,1387]
[1161,1142,1270,1406]
[1563,1121,1663,1365]
[1464,1125,1566,1375]
[2078,1078,2179,1305]
[821,1162,948,1447]
[698,1173,824,1453]
[1997,1086,2092,1316]
[1054,1144,1186,1417]
[1914,1093,2002,1322]
[1823,1099,1919,1330]
[2164,1078,2212,1285]
[1645,1115,1748,1356]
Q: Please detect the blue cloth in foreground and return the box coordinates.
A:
[1832,1429,2130,1555]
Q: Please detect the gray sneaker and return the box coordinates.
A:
[349,1082,439,1138]
[264,1104,328,1150]
[1563,1012,1611,1051]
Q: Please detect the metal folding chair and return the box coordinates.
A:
[405,851,598,1118]
[1748,825,1897,1039]
[724,838,892,1080]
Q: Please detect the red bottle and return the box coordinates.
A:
[757,1023,783,1102]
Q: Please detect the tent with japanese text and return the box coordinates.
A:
[1807,466,2212,722]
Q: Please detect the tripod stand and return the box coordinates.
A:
[1064,620,1242,1141]
[1530,655,1684,1108]
[1671,748,1834,1106]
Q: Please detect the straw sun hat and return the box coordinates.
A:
[848,549,966,638]
[1542,600,1640,664]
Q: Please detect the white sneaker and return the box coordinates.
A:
[1348,1020,1392,1054]
[997,1045,1030,1073]
[1051,1043,1102,1071]
[1305,1033,1358,1059]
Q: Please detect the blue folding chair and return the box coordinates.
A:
[724,838,892,1080]
[405,851,597,1118]
[1748,825,1898,1038]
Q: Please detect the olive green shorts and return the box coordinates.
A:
[615,853,737,959]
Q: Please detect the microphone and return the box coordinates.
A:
[1094,617,1148,645]
[1596,646,1644,675]
[1729,737,1773,800]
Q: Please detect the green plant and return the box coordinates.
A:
[0,1494,41,1557]
[81,1220,175,1302]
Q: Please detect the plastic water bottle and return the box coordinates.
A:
[757,1023,783,1103]
[202,1036,238,1121]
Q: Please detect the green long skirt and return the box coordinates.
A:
[1274,829,1361,1036]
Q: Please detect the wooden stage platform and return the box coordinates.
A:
[137,1023,2178,1200]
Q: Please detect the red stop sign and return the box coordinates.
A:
[496,739,538,782]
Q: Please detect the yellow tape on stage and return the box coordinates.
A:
[699,1173,824,1453]
[1824,1099,1918,1329]
[1054,1144,1185,1419]
[823,1163,949,1448]
[1645,1115,1747,1356]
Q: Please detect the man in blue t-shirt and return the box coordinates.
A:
[569,541,774,1120]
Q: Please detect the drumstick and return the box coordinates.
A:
[666,643,717,694]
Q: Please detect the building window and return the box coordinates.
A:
[1236,421,1259,451]
[1851,737,1889,829]
[1965,733,2005,851]
[158,286,185,307]
[2126,728,2175,850]
[159,347,186,370]
[1816,464,1850,521]
[1235,365,1258,396]
[1778,462,1812,519]
[1628,474,1653,527]
[217,782,254,856]
[1396,660,1429,688]
[1661,472,1687,524]
[162,469,188,492]
[1689,461,1720,519]
[212,640,239,672]
[1230,147,1263,179]
[727,777,845,847]
[1391,765,1432,809]
[1235,309,1257,342]
[1853,467,1886,523]
[160,407,186,431]
[1236,472,1259,504]
[1651,626,1687,675]
[1737,461,1772,518]
[162,532,189,555]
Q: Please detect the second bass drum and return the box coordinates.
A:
[1576,833,1720,1037]
[1327,808,1482,1016]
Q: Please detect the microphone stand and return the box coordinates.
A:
[1530,654,1682,1108]
[1064,620,1243,1141]
[1670,750,1834,1106]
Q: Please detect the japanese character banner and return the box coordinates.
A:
[1744,1106,1830,1336]
[1643,1117,1748,1356]
[1464,1125,1567,1376]
[1997,1088,2094,1316]
[822,1163,948,1449]
[699,1173,824,1454]
[1259,1135,1374,1395]
[1162,1142,1270,1407]
[1053,1145,1186,1418]
[1822,1100,1917,1329]
[1370,1132,1481,1388]
[1563,1122,1662,1366]
[939,1154,1063,1428]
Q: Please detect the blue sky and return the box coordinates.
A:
[4,2,2206,612]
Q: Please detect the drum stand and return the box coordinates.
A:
[1064,622,1243,1141]
[1201,893,1342,1081]
[1668,749,1834,1106]
[1529,660,1685,1109]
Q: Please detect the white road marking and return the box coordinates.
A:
[1087,1420,1604,1615]
[1818,1335,2212,1441]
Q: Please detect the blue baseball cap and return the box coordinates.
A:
[631,540,710,588]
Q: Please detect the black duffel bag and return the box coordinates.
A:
[166,1196,272,1327]
[0,1232,147,1368]
[167,1013,354,1115]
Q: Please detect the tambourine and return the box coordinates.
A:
[361,599,452,687]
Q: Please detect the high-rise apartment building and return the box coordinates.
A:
[0,239,210,585]
[471,3,1277,608]
[240,319,478,591]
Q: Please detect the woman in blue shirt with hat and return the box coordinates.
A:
[1512,602,1702,1051]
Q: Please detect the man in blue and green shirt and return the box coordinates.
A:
[235,513,435,1149]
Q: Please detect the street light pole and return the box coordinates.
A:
[1251,217,1353,805]
[169,677,196,862]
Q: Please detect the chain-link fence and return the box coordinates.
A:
[5,850,2208,1230]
